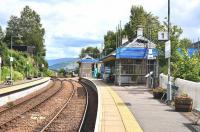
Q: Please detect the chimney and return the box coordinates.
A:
[137,27,143,37]
[122,36,128,44]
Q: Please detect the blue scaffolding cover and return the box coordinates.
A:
[79,58,98,63]
[177,48,198,57]
[116,47,158,59]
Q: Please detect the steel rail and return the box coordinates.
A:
[0,79,63,128]
[77,80,89,132]
[39,79,76,132]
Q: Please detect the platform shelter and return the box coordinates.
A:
[78,55,98,78]
[101,36,158,85]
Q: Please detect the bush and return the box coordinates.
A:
[1,66,24,81]
[13,71,24,81]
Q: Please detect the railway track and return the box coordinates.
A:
[0,79,89,132]
[38,80,88,132]
[0,79,63,131]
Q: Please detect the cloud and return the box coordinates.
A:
[0,0,200,59]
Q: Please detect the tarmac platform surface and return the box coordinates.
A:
[92,79,143,132]
[111,84,193,132]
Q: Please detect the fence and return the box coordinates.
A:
[159,73,200,111]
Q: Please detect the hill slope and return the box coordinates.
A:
[47,58,79,71]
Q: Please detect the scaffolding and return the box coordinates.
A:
[114,58,157,85]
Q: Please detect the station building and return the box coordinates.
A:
[78,55,98,78]
[101,30,159,86]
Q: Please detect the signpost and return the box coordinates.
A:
[158,32,168,41]
[165,41,171,58]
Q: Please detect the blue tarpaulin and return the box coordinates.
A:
[79,58,98,63]
[116,47,158,59]
[177,48,198,57]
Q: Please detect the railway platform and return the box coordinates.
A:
[89,79,195,132]
[0,77,50,96]
[90,79,143,132]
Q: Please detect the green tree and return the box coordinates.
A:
[79,46,100,58]
[4,6,45,57]
[103,31,116,55]
[59,68,66,76]
[179,38,191,49]
[0,26,4,41]
[172,49,200,82]
[156,21,183,73]
[124,6,161,42]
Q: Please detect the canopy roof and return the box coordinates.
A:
[78,55,98,63]
[101,36,158,61]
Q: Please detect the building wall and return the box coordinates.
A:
[79,63,92,78]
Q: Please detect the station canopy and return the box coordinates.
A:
[116,47,158,59]
[78,55,98,63]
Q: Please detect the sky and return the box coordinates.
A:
[0,0,200,60]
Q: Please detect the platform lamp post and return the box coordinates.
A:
[10,34,22,83]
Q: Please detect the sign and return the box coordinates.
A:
[147,49,156,59]
[10,57,13,62]
[105,67,111,74]
[165,40,171,58]
[147,54,156,60]
[158,32,168,41]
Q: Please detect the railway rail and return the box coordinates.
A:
[0,79,63,130]
[0,78,89,132]
[39,80,88,132]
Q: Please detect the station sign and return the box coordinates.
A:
[10,57,13,62]
[105,67,111,74]
[165,40,171,58]
[158,32,168,41]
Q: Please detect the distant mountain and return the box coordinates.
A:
[47,58,78,66]
[47,58,79,71]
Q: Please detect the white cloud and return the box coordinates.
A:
[0,0,200,59]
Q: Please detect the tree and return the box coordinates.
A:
[4,15,21,45]
[59,68,66,76]
[179,38,191,49]
[0,26,4,41]
[124,6,161,42]
[4,6,45,55]
[172,49,200,82]
[19,6,45,54]
[103,31,116,55]
[79,47,100,58]
[156,21,183,73]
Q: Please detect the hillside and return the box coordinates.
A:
[47,58,78,66]
[48,58,79,71]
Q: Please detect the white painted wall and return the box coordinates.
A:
[159,73,200,111]
[0,79,50,106]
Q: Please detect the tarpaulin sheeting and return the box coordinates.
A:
[177,48,198,57]
[79,58,98,63]
[116,47,158,59]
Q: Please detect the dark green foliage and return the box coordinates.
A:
[79,47,100,58]
[4,6,46,70]
[103,31,116,55]
[172,49,200,82]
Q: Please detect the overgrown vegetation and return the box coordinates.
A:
[0,6,53,82]
[172,49,200,82]
[79,47,100,58]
